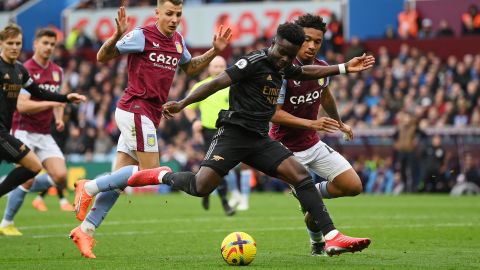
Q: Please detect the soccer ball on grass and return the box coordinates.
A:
[220,232,257,266]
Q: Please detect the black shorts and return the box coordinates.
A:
[201,124,293,177]
[201,127,217,153]
[0,132,30,163]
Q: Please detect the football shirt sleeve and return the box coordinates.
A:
[178,35,192,65]
[225,58,253,83]
[283,64,303,79]
[276,79,287,105]
[20,65,34,88]
[116,28,145,54]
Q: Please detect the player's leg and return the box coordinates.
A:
[76,111,159,220]
[237,166,252,211]
[70,151,138,259]
[216,178,235,215]
[0,137,41,236]
[200,128,234,215]
[253,139,370,256]
[0,133,41,197]
[42,156,74,211]
[276,157,370,256]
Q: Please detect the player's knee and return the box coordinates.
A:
[49,171,67,184]
[195,184,214,197]
[345,176,363,196]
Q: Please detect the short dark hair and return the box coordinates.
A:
[295,13,327,34]
[276,22,305,46]
[0,24,22,41]
[35,28,57,40]
[158,0,183,5]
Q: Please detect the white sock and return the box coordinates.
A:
[158,170,169,184]
[35,195,43,201]
[0,219,13,228]
[84,181,100,196]
[324,229,339,240]
[80,220,96,237]
[59,198,69,205]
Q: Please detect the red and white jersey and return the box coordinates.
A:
[115,24,191,126]
[11,58,63,134]
[269,58,330,152]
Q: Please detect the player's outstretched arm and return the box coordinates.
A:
[24,83,86,104]
[163,72,231,118]
[320,86,353,140]
[293,54,375,80]
[271,105,340,133]
[97,6,129,63]
[180,26,232,76]
[16,93,64,114]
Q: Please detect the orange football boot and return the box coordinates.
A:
[73,180,93,221]
[69,226,96,259]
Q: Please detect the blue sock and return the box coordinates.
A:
[318,182,332,199]
[85,190,120,228]
[3,187,28,221]
[240,170,251,196]
[95,165,138,192]
[30,173,54,192]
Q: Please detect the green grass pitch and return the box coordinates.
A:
[0,193,479,270]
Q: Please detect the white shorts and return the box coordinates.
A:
[293,140,352,181]
[115,108,158,160]
[12,130,64,162]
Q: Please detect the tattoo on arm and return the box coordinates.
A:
[182,48,217,75]
[321,87,341,122]
[97,35,121,62]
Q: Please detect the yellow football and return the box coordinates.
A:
[220,232,257,266]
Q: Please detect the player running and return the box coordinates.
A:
[269,14,365,256]
[128,22,373,256]
[0,28,75,236]
[0,24,85,219]
[69,1,231,258]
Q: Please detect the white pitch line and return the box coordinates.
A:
[13,222,477,239]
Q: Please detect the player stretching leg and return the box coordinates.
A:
[0,24,85,236]
[0,28,74,235]
[69,1,231,258]
[129,22,373,256]
[183,56,235,216]
[270,14,365,256]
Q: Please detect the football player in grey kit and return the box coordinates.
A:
[270,14,365,256]
[70,1,232,259]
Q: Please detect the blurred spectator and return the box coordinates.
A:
[419,135,447,192]
[384,25,397,40]
[397,1,420,39]
[325,13,344,53]
[418,18,434,39]
[436,19,455,37]
[461,4,480,35]
[392,112,426,192]
[1,0,27,11]
[345,36,365,61]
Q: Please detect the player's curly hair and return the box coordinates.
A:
[276,22,305,46]
[295,13,327,34]
[0,23,22,41]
